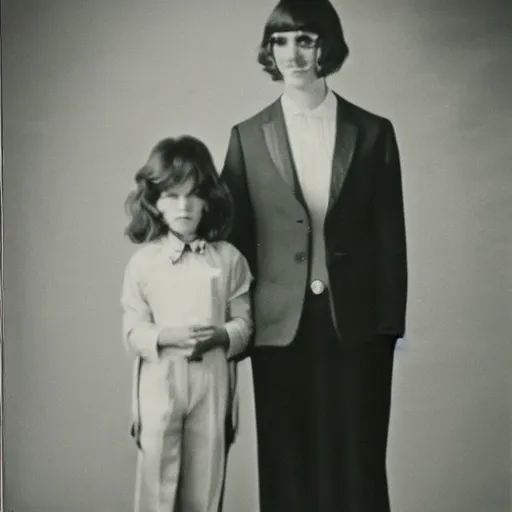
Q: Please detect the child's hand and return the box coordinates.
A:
[157,326,197,349]
[187,326,230,361]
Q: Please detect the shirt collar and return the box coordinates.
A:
[281,89,337,120]
[160,231,206,264]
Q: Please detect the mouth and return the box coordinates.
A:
[286,68,311,76]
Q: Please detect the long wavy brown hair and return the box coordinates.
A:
[124,136,233,244]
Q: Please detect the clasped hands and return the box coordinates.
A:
[157,325,229,361]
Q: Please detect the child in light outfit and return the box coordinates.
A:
[121,135,253,512]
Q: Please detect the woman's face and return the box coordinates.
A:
[270,30,321,89]
[156,177,206,242]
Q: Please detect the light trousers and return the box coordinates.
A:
[134,347,229,512]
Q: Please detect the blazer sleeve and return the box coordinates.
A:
[375,119,408,337]
[221,126,258,277]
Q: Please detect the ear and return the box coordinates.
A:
[268,45,278,68]
[315,47,323,75]
[155,197,165,215]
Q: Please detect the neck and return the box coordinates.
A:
[168,228,198,244]
[284,79,328,110]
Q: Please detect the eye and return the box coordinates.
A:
[270,36,288,47]
[296,34,317,48]
[189,186,203,198]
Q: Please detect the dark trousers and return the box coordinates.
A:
[251,291,397,512]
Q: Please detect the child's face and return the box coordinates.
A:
[156,178,206,242]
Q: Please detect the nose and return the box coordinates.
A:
[284,42,306,66]
[177,196,191,211]
[282,40,299,58]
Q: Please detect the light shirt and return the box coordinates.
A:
[121,232,253,363]
[281,89,337,285]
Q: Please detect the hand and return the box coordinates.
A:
[157,326,196,350]
[187,326,229,362]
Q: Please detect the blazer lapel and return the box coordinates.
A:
[328,97,358,212]
[262,100,304,201]
[261,95,357,209]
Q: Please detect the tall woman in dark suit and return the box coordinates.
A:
[221,1,408,510]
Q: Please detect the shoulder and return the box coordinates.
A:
[210,241,254,290]
[333,93,397,146]
[334,93,393,128]
[210,240,245,262]
[234,99,279,131]
[210,240,251,274]
[125,241,162,274]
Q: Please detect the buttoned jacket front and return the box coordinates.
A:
[221,93,408,347]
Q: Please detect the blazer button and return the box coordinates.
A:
[295,251,307,263]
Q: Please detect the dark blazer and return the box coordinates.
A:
[221,93,407,346]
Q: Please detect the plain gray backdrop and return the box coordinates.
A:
[2,0,511,511]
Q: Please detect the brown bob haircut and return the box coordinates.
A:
[257,0,349,81]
